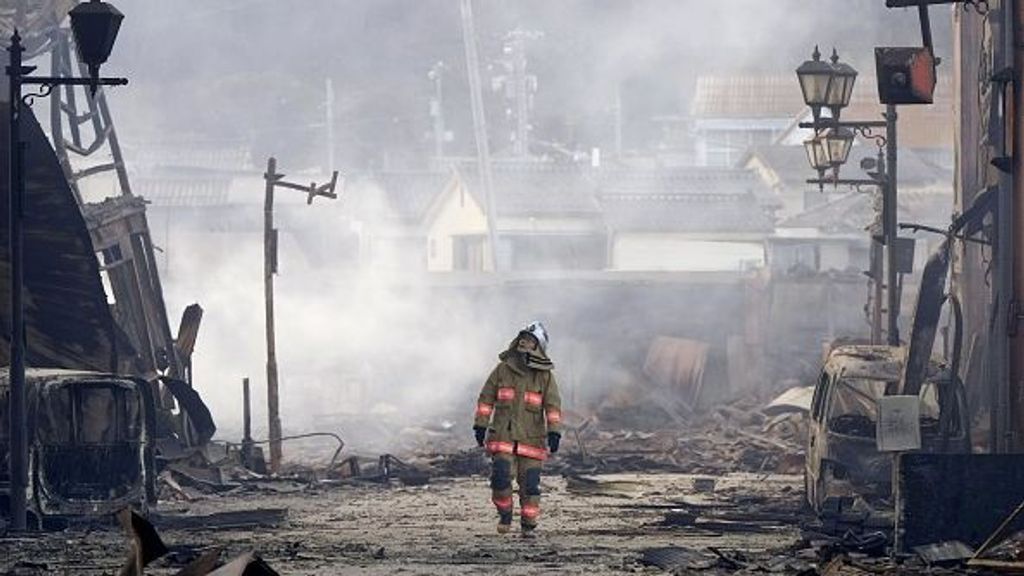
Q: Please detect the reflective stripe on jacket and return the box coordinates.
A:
[474,353,562,457]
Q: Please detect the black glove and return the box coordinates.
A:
[547,432,561,454]
[474,425,486,447]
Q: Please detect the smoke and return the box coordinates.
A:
[154,178,512,455]
[99,1,956,460]
[106,0,952,168]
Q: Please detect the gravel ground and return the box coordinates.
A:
[0,472,807,575]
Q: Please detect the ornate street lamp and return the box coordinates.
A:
[825,49,858,122]
[795,44,900,348]
[69,0,125,93]
[6,0,127,531]
[796,46,834,126]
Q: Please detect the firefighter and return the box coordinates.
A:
[473,321,562,536]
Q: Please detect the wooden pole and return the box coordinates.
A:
[263,157,282,472]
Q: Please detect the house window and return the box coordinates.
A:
[453,235,486,271]
[429,238,437,259]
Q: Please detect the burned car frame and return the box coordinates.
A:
[1,369,156,522]
[805,345,969,512]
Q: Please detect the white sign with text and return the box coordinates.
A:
[876,395,921,452]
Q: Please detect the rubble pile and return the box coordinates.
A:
[391,394,808,479]
[553,401,806,475]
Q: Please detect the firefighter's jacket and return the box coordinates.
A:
[475,347,562,460]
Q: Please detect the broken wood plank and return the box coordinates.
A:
[152,509,288,531]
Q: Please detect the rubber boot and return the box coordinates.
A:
[497,511,513,534]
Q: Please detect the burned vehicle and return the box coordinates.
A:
[0,370,156,523]
[805,345,968,512]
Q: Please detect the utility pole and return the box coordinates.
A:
[263,157,340,472]
[508,30,529,157]
[460,0,500,271]
[428,61,446,159]
[870,148,886,345]
[497,28,540,157]
[614,83,624,159]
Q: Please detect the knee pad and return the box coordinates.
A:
[524,468,542,496]
[490,459,512,490]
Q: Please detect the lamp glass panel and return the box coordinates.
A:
[825,129,854,166]
[804,138,830,171]
[827,64,858,108]
[796,56,835,107]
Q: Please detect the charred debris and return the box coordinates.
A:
[4,1,1024,575]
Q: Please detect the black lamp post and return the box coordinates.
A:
[796,47,900,347]
[5,0,127,530]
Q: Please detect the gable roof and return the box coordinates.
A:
[597,168,777,234]
[779,188,954,233]
[744,144,953,194]
[742,145,813,192]
[355,170,453,224]
[693,73,954,150]
[690,76,805,119]
[454,161,602,218]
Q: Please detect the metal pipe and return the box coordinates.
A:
[243,377,252,442]
[871,239,884,344]
[242,377,253,467]
[919,4,934,51]
[263,157,282,472]
[799,120,887,129]
[805,178,884,186]
[6,29,27,531]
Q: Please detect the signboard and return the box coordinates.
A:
[875,47,936,105]
[877,395,921,452]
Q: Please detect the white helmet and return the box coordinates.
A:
[518,321,549,354]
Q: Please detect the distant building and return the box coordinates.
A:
[347,170,452,271]
[422,162,606,272]
[689,76,806,167]
[598,168,777,271]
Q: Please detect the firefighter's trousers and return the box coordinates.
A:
[490,452,543,527]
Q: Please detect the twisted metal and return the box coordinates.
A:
[852,125,887,149]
